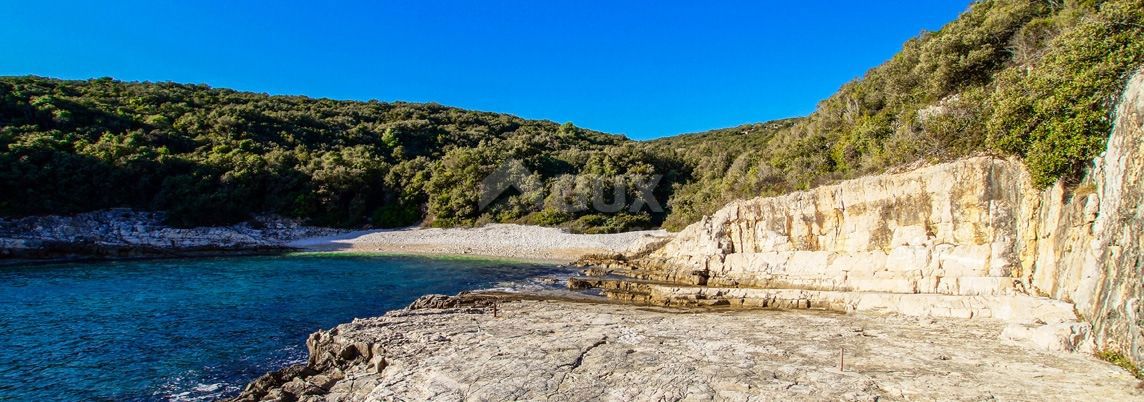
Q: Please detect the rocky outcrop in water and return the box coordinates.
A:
[575,71,1144,366]
[0,209,340,260]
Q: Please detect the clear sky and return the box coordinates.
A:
[1,1,972,140]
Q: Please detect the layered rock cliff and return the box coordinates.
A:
[636,156,1028,296]
[589,71,1144,366]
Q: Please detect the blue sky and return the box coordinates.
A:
[1,1,971,140]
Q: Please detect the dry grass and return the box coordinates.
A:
[1096,349,1143,380]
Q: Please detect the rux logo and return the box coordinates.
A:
[479,159,663,214]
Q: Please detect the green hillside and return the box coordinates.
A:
[2,0,1141,231]
[0,77,664,229]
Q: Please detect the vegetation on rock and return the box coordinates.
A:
[1097,349,1144,379]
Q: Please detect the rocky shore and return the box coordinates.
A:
[229,71,1144,401]
[232,293,1141,401]
[0,209,342,261]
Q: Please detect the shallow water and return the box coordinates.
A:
[0,254,562,401]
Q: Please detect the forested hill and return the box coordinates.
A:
[0,77,673,230]
[2,0,1142,232]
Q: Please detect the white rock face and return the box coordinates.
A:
[643,156,1028,297]
[629,71,1144,364]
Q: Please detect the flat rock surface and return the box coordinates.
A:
[286,300,1142,401]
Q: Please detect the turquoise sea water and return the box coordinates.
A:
[0,254,561,401]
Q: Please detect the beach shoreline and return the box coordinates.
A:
[286,223,672,264]
[1,210,671,265]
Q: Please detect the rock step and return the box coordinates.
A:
[640,285,1077,324]
[703,274,1017,296]
[567,276,680,291]
[571,273,1019,297]
[568,276,1077,325]
[576,266,676,282]
[578,260,1019,297]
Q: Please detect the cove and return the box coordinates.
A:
[0,254,562,401]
